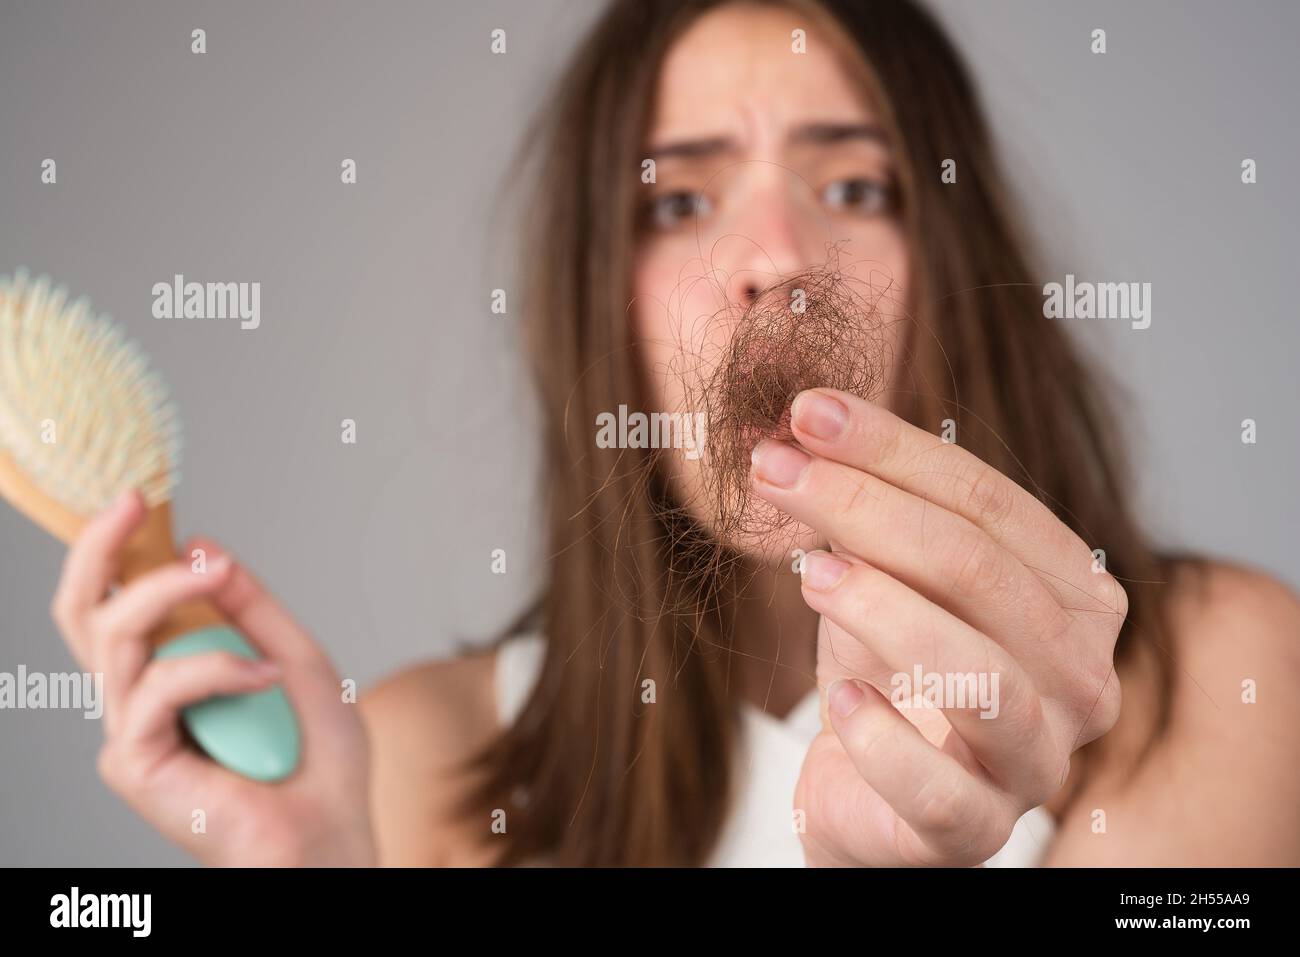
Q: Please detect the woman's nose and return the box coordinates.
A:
[721,179,820,306]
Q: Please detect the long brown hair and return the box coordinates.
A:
[460,0,1178,866]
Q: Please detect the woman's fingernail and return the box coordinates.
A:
[802,550,850,591]
[751,440,811,489]
[793,390,848,441]
[207,554,232,576]
[829,679,866,718]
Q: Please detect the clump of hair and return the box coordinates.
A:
[677,259,895,556]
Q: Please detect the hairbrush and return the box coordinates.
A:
[0,270,300,782]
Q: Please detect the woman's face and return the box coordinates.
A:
[632,2,910,565]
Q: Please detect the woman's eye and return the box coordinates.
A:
[646,191,712,230]
[822,178,892,216]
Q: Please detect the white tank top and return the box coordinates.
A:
[494,632,1057,867]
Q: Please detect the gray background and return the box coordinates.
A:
[1,0,1295,865]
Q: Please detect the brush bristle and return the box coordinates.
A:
[0,270,182,515]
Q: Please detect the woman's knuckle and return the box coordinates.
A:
[96,744,124,788]
[962,465,1015,531]
[999,683,1045,741]
[912,776,969,835]
[946,530,1006,597]
[1089,674,1123,736]
[49,592,75,631]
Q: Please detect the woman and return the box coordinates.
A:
[52,0,1300,867]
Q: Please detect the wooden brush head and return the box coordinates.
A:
[0,271,221,644]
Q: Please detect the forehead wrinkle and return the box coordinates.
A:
[738,98,775,155]
[651,8,857,148]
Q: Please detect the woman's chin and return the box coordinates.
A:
[714,505,825,571]
[669,479,824,570]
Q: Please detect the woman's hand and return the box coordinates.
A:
[50,490,375,867]
[752,388,1125,866]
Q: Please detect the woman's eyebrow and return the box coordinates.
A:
[647,122,885,162]
[647,135,736,161]
[789,121,886,146]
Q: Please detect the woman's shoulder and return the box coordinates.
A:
[1164,558,1300,655]
[359,639,518,866]
[1158,557,1300,756]
[1046,558,1300,864]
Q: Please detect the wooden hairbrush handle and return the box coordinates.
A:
[0,451,220,650]
[117,501,228,651]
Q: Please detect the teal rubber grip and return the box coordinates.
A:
[152,625,301,782]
